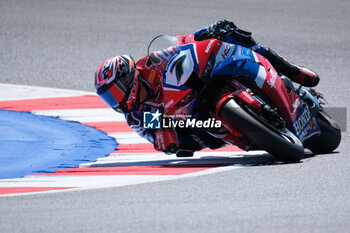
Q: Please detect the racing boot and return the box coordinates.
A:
[264,48,320,87]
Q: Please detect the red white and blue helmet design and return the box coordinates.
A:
[95,55,136,113]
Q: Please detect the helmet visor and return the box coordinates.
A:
[98,72,133,113]
[114,71,133,94]
[98,83,126,113]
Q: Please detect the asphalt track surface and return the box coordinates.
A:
[1,0,350,232]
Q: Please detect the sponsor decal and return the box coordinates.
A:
[148,69,156,84]
[205,39,215,53]
[164,99,174,109]
[267,68,277,88]
[292,98,301,113]
[292,107,312,136]
[242,91,255,102]
[221,44,231,60]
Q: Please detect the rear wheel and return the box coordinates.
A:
[308,111,341,154]
[219,99,304,163]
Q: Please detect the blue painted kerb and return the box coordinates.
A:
[0,110,117,179]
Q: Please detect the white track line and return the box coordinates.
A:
[32,108,126,122]
[108,132,149,144]
[0,84,91,101]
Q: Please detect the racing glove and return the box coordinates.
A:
[195,20,257,46]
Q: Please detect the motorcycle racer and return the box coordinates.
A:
[94,20,320,156]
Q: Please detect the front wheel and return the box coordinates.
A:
[219,99,304,163]
[308,111,341,154]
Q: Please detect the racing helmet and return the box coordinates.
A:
[95,55,136,113]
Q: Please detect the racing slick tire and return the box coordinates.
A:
[308,111,341,154]
[219,99,304,163]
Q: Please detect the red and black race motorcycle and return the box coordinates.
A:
[147,35,341,162]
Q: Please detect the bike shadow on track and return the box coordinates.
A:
[84,150,339,169]
[85,151,278,168]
